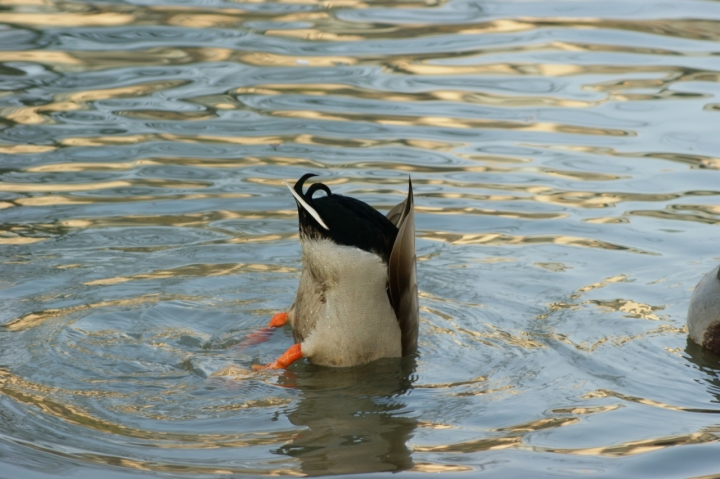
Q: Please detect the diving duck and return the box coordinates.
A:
[688,265,720,354]
[258,173,418,369]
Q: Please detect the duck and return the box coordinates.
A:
[688,265,720,354]
[256,173,418,369]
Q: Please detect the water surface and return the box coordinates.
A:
[2,0,720,477]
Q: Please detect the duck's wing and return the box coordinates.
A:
[388,178,419,356]
[386,200,406,227]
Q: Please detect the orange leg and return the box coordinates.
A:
[239,312,290,348]
[254,343,303,370]
[268,312,288,328]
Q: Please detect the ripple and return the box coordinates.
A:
[3,0,720,476]
[83,261,298,286]
[0,178,211,193]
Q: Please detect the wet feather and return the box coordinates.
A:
[286,174,419,366]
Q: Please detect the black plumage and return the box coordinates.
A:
[292,173,399,265]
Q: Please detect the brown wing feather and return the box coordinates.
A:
[388,178,419,356]
[386,201,406,227]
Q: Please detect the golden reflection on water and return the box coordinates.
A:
[15,434,303,476]
[538,274,669,323]
[3,294,166,332]
[635,152,720,170]
[163,12,248,29]
[24,156,327,172]
[459,323,546,350]
[0,236,47,245]
[1,12,135,27]
[1,81,183,125]
[418,205,567,220]
[413,436,522,453]
[22,48,236,71]
[0,367,297,451]
[546,324,686,353]
[0,211,288,253]
[236,84,596,108]
[550,404,623,415]
[575,274,631,296]
[9,1,716,44]
[420,185,688,210]
[414,413,717,458]
[535,432,718,457]
[583,389,720,414]
[0,144,56,154]
[2,369,294,447]
[0,0,47,5]
[534,262,570,272]
[496,417,580,433]
[584,216,629,224]
[532,146,720,171]
[10,193,251,208]
[630,207,720,225]
[424,231,655,255]
[56,132,453,150]
[83,261,299,287]
[235,50,358,68]
[587,299,665,321]
[0,50,85,66]
[416,376,488,389]
[0,181,133,192]
[2,0,718,52]
[118,110,216,121]
[272,109,634,137]
[409,463,473,473]
[255,29,366,41]
[26,159,166,172]
[0,179,210,193]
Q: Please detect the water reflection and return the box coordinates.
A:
[275,357,417,475]
[684,338,720,403]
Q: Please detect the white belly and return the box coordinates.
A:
[296,239,402,367]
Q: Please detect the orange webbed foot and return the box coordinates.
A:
[238,312,289,349]
[268,312,288,328]
[252,343,303,370]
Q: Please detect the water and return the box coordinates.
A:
[2,0,720,477]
